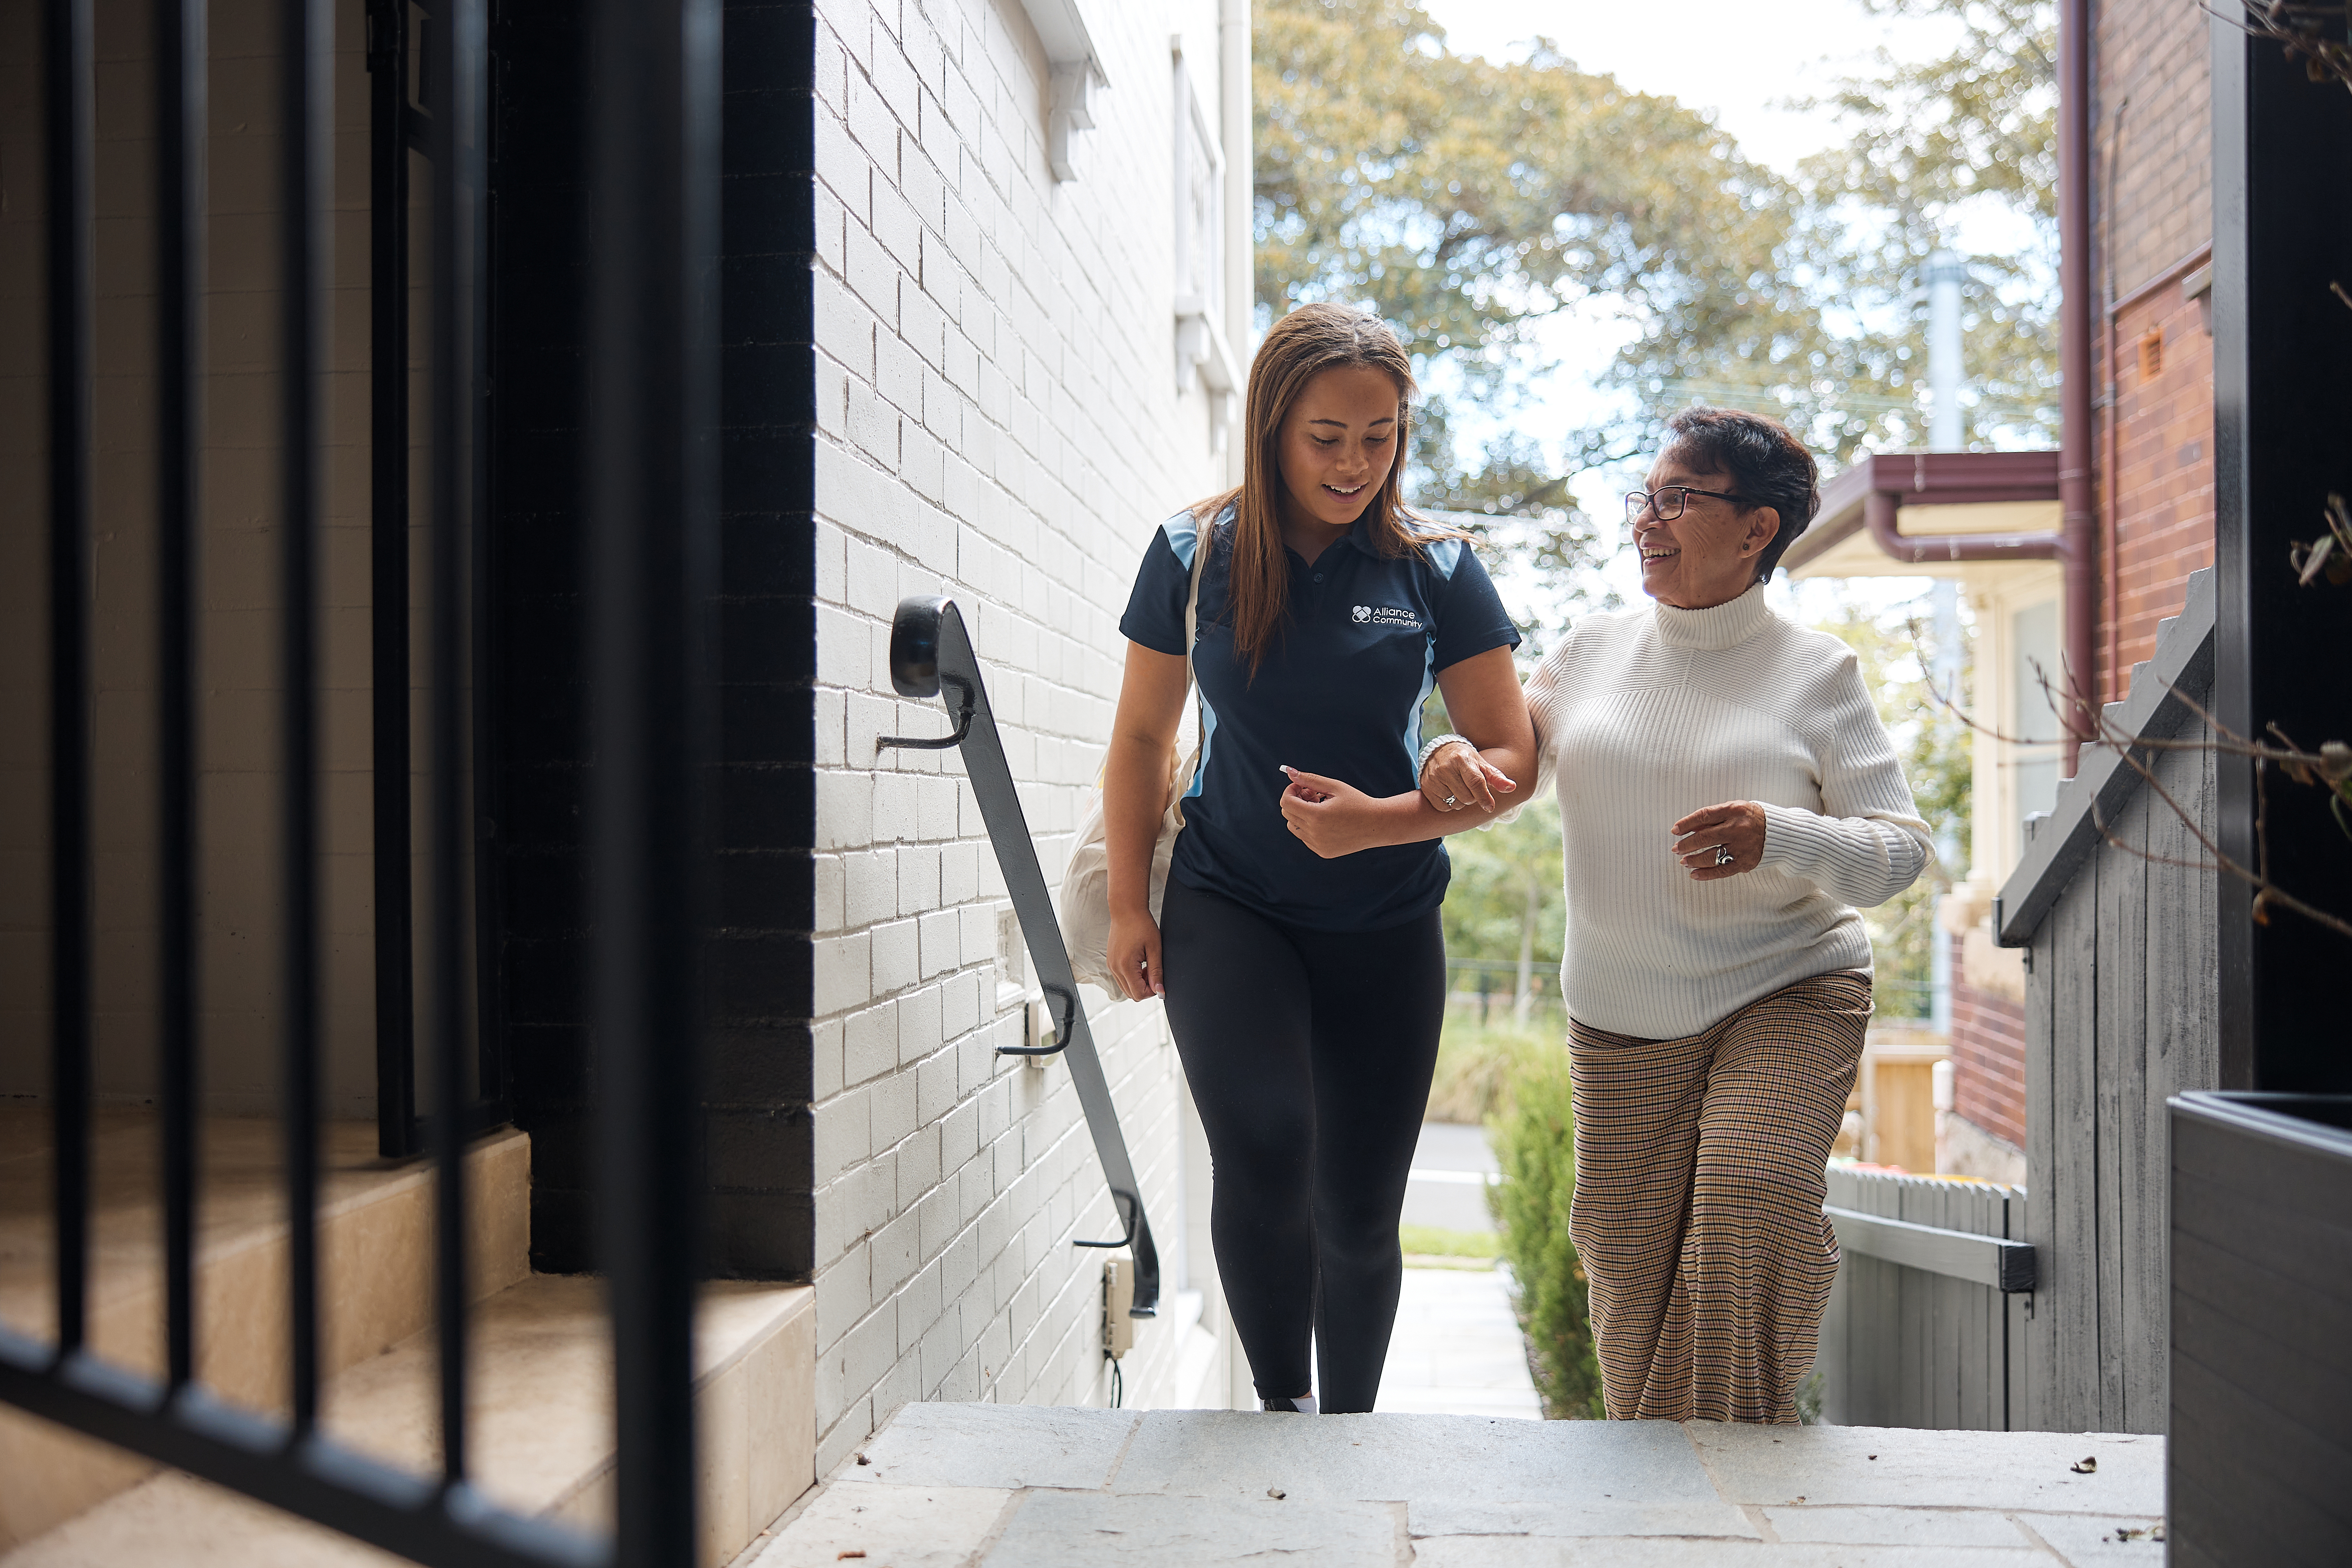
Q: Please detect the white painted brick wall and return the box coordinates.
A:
[808,0,1243,1472]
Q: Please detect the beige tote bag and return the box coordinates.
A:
[1059,524,1212,994]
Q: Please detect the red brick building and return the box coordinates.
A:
[1783,0,2217,1180]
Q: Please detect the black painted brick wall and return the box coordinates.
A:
[486,0,817,1277]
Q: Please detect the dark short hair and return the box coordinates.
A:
[1662,406,1821,583]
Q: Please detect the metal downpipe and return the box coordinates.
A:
[2058,0,2098,771]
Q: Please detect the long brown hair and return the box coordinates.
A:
[1190,304,1463,672]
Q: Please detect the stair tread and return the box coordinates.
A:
[319,1274,811,1517]
[0,1110,522,1350]
[1,1277,814,1566]
[0,1472,410,1568]
[0,1112,530,1550]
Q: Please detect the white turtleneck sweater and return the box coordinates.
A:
[1517,584,1932,1039]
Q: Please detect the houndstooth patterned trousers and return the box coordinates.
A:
[1567,970,1872,1424]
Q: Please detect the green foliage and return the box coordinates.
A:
[1488,1044,1605,1419]
[1426,1013,1554,1123]
[1254,0,1800,616]
[1252,0,2063,529]
[1398,1223,1501,1261]
[1811,594,1974,1018]
[1255,0,1788,394]
[1439,799,1565,971]
[1789,0,2062,454]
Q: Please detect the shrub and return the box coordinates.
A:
[1426,1015,1556,1124]
[1488,1045,1605,1419]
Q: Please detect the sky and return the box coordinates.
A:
[1415,0,1980,623]
[1421,0,1968,182]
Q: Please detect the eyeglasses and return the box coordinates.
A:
[1624,486,1750,525]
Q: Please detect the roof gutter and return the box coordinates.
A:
[2057,0,2097,772]
[1796,449,2063,568]
[1865,488,2060,564]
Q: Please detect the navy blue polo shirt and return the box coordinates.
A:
[1119,506,1522,931]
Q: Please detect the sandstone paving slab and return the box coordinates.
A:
[980,1490,1398,1567]
[2010,1511,2169,1563]
[833,1402,1138,1492]
[1409,1497,1759,1540]
[1110,1410,1715,1510]
[1411,1538,2052,1567]
[745,1482,1010,1568]
[1760,1507,2035,1547]
[1686,1425,2165,1514]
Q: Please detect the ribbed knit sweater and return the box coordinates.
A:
[1519,584,1932,1038]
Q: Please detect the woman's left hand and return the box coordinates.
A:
[1420,740,1517,814]
[1671,801,1766,880]
[1279,766,1391,859]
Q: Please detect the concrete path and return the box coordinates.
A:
[1376,1267,1542,1420]
[1399,1122,1499,1234]
[744,1404,2166,1566]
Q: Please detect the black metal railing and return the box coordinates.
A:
[881,597,1162,1320]
[0,0,712,1561]
[368,0,510,1162]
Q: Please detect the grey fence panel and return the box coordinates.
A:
[1818,1166,2028,1429]
[2093,782,2146,1425]
[2000,581,2221,1435]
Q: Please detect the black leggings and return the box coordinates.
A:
[1159,876,1448,1413]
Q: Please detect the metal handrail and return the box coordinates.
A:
[879,597,1161,1319]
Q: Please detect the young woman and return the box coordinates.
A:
[1104,304,1535,1415]
[1467,406,1932,1423]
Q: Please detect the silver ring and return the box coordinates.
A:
[1444,795,1458,809]
[1713,844,1735,867]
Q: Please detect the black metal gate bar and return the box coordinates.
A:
[427,0,487,1484]
[0,1329,603,1568]
[12,0,710,1557]
[882,598,1162,1320]
[43,0,95,1364]
[155,0,205,1392]
[587,0,717,1557]
[278,0,331,1433]
[368,0,419,1160]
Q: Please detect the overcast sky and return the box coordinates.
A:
[1420,0,1966,178]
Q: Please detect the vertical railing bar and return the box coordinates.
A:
[44,0,96,1365]
[426,0,484,1485]
[590,0,719,1557]
[368,0,419,1161]
[465,16,502,1122]
[278,0,331,1436]
[155,0,206,1394]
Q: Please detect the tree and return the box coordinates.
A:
[1252,0,2064,501]
[1811,596,1974,1019]
[1788,0,2061,455]
[1438,799,1565,1014]
[1254,0,1793,400]
[1254,0,1808,625]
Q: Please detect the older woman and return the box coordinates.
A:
[1432,405,1931,1424]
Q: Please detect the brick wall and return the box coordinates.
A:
[0,0,381,1111]
[2093,0,2211,296]
[2092,0,2216,707]
[1948,933,2027,1154]
[2102,287,2213,702]
[803,0,1240,1472]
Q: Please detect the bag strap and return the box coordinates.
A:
[1173,514,1214,804]
[1183,512,1210,677]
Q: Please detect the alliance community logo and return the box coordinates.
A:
[1352,605,1422,629]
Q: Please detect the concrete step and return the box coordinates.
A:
[743,1402,2169,1567]
[0,1109,528,1548]
[3,1274,816,1568]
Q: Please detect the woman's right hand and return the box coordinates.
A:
[1106,905,1165,1001]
